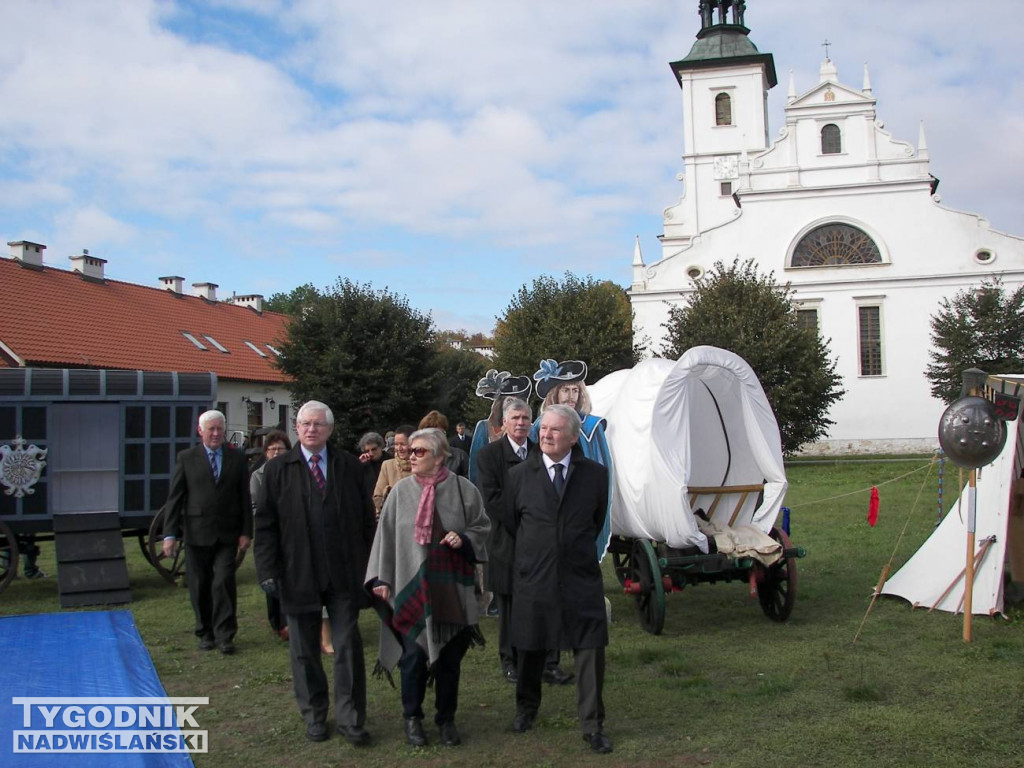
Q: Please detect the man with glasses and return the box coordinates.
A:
[254,401,377,746]
[163,410,252,655]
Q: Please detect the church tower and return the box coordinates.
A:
[662,1,776,244]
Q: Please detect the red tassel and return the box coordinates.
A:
[867,486,880,527]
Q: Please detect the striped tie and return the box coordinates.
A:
[309,454,326,495]
[209,451,219,481]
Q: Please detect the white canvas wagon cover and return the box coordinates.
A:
[589,346,787,553]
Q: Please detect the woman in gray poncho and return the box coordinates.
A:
[365,428,490,748]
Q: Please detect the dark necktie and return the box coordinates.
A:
[209,451,219,481]
[552,463,565,496]
[309,454,326,495]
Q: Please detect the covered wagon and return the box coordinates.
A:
[590,346,802,634]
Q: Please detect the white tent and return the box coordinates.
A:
[882,376,1024,615]
[589,346,787,553]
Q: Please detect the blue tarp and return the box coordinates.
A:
[0,610,194,767]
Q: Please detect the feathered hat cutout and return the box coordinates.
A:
[475,369,533,401]
[533,359,587,399]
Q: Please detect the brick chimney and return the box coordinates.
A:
[232,293,265,313]
[7,241,46,268]
[192,282,218,301]
[69,249,106,281]
[159,275,185,294]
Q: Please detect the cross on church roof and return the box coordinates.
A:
[822,39,832,60]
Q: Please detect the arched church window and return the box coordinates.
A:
[821,123,841,154]
[715,93,732,126]
[791,223,882,267]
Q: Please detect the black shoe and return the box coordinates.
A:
[503,664,518,684]
[486,603,499,617]
[197,638,215,651]
[337,724,371,747]
[583,731,613,754]
[438,721,461,747]
[404,718,427,747]
[217,642,235,655]
[306,722,329,742]
[511,712,535,734]
[542,667,573,685]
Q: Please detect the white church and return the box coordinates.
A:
[628,0,1024,454]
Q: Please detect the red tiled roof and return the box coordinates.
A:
[0,258,292,383]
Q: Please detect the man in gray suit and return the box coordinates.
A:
[163,410,252,655]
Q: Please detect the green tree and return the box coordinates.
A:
[661,259,844,454]
[266,283,323,315]
[426,342,489,428]
[273,279,436,450]
[925,278,1024,404]
[492,273,642,382]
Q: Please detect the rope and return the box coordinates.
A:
[852,456,939,643]
[787,455,939,510]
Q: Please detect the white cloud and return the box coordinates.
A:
[0,0,1020,332]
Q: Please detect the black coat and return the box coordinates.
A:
[254,446,376,614]
[164,444,252,547]
[475,436,534,595]
[507,450,609,651]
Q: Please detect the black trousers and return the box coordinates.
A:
[266,594,284,632]
[516,647,605,734]
[496,592,559,671]
[400,628,472,725]
[286,590,366,728]
[185,541,238,643]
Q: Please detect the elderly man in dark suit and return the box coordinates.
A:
[254,401,376,746]
[162,410,252,655]
[476,397,572,686]
[506,404,612,754]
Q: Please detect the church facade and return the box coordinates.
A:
[629,1,1024,453]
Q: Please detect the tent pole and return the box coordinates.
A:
[962,472,977,642]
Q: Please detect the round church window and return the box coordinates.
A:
[791,223,882,267]
[974,249,995,265]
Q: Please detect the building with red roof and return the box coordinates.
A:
[1,241,294,439]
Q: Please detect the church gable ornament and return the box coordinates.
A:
[0,436,48,498]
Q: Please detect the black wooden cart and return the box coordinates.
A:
[607,483,805,635]
[0,367,220,594]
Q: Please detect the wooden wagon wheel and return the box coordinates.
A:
[146,506,186,585]
[631,539,666,635]
[0,520,19,593]
[145,507,247,584]
[609,537,633,587]
[756,527,797,622]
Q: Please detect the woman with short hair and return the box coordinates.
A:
[365,428,490,748]
[372,425,415,518]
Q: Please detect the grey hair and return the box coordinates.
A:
[297,400,334,426]
[409,428,450,459]
[358,431,384,450]
[198,410,226,429]
[541,404,581,439]
[502,396,532,421]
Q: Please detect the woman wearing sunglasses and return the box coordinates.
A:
[365,428,490,748]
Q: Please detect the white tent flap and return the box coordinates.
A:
[881,413,1022,616]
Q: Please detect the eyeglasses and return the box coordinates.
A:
[296,420,328,430]
[409,447,431,458]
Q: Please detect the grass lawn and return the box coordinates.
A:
[3,456,1022,768]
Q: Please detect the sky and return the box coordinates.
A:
[2,1,1021,335]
